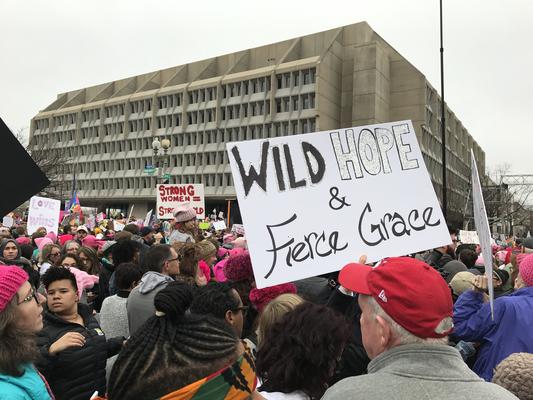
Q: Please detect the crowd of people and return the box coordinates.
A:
[0,207,532,399]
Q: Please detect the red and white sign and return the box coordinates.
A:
[156,184,205,220]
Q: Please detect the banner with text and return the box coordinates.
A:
[471,150,494,318]
[27,196,61,236]
[227,120,450,288]
[156,184,205,220]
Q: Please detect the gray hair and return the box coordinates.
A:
[365,295,449,346]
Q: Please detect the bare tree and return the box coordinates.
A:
[15,128,71,202]
[481,163,533,235]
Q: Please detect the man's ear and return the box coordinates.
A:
[375,315,392,349]
[225,309,234,325]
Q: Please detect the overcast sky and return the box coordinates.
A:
[1,0,531,175]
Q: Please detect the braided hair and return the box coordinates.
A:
[108,281,239,400]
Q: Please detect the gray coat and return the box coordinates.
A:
[322,344,518,400]
[126,271,174,334]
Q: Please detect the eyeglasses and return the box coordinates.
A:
[17,286,39,305]
[232,305,249,315]
[167,257,179,263]
[50,252,61,258]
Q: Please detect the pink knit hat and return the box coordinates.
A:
[223,234,235,244]
[213,259,229,282]
[15,237,31,246]
[45,231,57,243]
[516,253,529,268]
[82,235,105,250]
[223,251,254,282]
[518,254,533,287]
[233,237,247,249]
[249,283,297,312]
[69,267,99,297]
[198,260,212,283]
[0,266,29,312]
[35,237,53,252]
[173,204,197,223]
[217,247,229,259]
[228,247,246,258]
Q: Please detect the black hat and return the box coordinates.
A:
[493,269,510,286]
[140,226,154,237]
[522,237,533,250]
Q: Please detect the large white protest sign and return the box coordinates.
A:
[459,230,480,244]
[27,196,61,236]
[156,184,205,220]
[471,150,494,317]
[228,120,450,288]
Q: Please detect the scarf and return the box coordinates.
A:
[91,346,257,400]
[157,347,257,400]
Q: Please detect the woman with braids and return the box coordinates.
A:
[106,281,258,400]
[36,267,124,400]
[0,266,53,399]
[255,302,351,400]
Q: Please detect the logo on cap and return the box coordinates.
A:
[378,289,388,303]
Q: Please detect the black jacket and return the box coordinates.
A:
[326,288,370,384]
[36,303,123,400]
[423,250,453,280]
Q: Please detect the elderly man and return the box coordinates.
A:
[322,257,517,400]
[453,253,533,381]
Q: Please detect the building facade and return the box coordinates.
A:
[30,22,484,225]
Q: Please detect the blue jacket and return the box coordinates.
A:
[453,286,533,381]
[0,364,53,400]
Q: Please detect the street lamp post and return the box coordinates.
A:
[440,0,447,220]
[151,137,171,184]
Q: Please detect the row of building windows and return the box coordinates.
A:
[130,99,153,114]
[128,118,151,132]
[275,93,315,113]
[68,119,316,166]
[77,150,230,174]
[77,173,234,191]
[53,113,76,128]
[105,104,125,118]
[34,68,318,133]
[158,93,183,109]
[187,109,216,124]
[276,68,316,89]
[82,109,101,122]
[222,77,271,98]
[81,126,99,139]
[189,88,216,104]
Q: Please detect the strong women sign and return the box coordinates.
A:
[156,184,205,219]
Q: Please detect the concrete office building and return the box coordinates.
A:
[30,21,484,225]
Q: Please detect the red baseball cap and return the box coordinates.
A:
[339,257,453,338]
